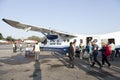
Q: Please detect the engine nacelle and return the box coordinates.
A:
[46,35,58,40]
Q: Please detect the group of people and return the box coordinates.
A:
[12,42,41,62]
[12,42,23,53]
[68,39,115,69]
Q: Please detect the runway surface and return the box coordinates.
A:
[0,44,120,80]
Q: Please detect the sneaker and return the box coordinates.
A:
[108,64,111,68]
[35,60,38,62]
[90,65,94,67]
[99,66,102,69]
[71,66,74,68]
[102,64,105,67]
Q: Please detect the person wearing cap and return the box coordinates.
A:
[91,40,102,69]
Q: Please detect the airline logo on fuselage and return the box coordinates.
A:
[50,42,61,45]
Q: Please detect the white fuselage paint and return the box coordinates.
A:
[40,32,120,51]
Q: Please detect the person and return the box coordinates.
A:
[68,42,75,68]
[12,42,15,52]
[12,42,17,53]
[91,40,102,69]
[19,43,23,52]
[79,40,84,60]
[109,42,115,61]
[115,49,120,58]
[88,41,93,64]
[33,42,40,62]
[83,44,90,63]
[101,40,111,67]
[73,39,77,52]
[25,43,31,57]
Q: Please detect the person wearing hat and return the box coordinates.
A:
[101,39,111,67]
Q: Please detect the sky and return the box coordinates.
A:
[0,0,120,39]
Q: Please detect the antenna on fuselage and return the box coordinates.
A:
[48,27,51,35]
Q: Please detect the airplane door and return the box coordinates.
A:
[108,38,115,44]
[86,37,93,45]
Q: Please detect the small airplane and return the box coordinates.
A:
[2,18,120,55]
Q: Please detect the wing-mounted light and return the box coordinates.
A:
[24,27,31,32]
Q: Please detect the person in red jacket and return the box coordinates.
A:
[101,40,111,67]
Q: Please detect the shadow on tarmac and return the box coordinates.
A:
[29,62,42,80]
[0,53,34,65]
[0,52,59,65]
[75,58,120,80]
[53,52,120,80]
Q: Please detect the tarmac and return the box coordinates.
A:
[0,44,120,80]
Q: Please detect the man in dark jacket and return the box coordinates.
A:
[68,42,75,68]
[91,40,102,69]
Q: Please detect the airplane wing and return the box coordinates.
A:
[2,18,77,37]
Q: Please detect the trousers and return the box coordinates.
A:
[102,54,111,66]
[91,51,101,67]
[35,52,40,60]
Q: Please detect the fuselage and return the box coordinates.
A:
[40,33,120,55]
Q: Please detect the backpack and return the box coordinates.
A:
[104,45,112,56]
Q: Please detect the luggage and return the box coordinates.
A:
[83,51,90,58]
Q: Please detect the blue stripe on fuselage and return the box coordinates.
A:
[40,46,69,55]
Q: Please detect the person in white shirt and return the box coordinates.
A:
[33,42,40,62]
[73,39,76,53]
[12,43,15,52]
[12,42,17,53]
[79,40,84,60]
[19,43,23,52]
[109,42,115,61]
